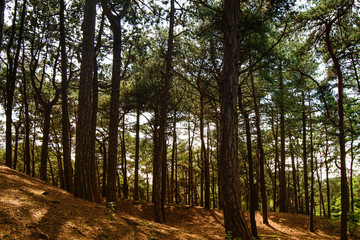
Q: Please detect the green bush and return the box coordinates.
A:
[348,212,360,236]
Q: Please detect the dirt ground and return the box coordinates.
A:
[0,164,358,239]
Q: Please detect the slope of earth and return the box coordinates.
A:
[0,164,358,240]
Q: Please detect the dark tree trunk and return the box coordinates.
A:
[324,124,331,218]
[316,157,325,217]
[90,47,101,204]
[0,0,5,46]
[48,156,56,186]
[51,120,65,189]
[289,133,298,214]
[199,90,210,209]
[170,110,177,204]
[31,110,37,177]
[31,53,60,182]
[12,121,21,170]
[134,109,140,201]
[153,108,162,221]
[89,13,105,205]
[187,118,194,206]
[309,94,315,233]
[174,118,179,204]
[121,117,129,199]
[250,65,268,224]
[153,0,174,223]
[325,21,348,240]
[279,66,287,213]
[97,137,107,197]
[102,1,121,204]
[302,93,309,215]
[22,66,31,175]
[74,0,97,202]
[5,0,27,169]
[271,110,279,212]
[39,106,53,182]
[238,85,258,238]
[350,123,354,213]
[220,1,251,238]
[60,0,73,193]
[215,116,222,209]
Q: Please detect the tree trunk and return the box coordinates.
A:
[250,65,268,224]
[238,85,258,238]
[188,118,194,206]
[74,0,97,202]
[134,109,140,201]
[350,123,354,212]
[324,124,331,218]
[220,1,251,238]
[106,12,121,205]
[60,0,73,193]
[21,58,31,175]
[170,110,177,204]
[309,93,315,233]
[153,0,175,223]
[121,117,128,199]
[289,133,298,214]
[12,121,21,170]
[302,92,309,215]
[199,91,210,209]
[40,106,52,182]
[5,0,27,168]
[325,21,348,240]
[0,0,5,47]
[271,110,279,212]
[279,65,287,213]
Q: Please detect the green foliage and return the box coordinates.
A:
[348,212,360,236]
[107,202,116,220]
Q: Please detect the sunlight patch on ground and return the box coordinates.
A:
[29,208,48,222]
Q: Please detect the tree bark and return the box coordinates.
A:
[5,0,27,168]
[279,64,287,212]
[309,93,315,232]
[325,20,348,240]
[21,57,31,175]
[324,124,331,218]
[153,0,175,223]
[289,133,298,214]
[121,117,129,199]
[134,109,140,201]
[31,51,60,183]
[0,0,5,47]
[250,64,268,224]
[60,0,73,193]
[271,109,279,212]
[170,110,177,204]
[101,0,122,204]
[74,0,97,202]
[238,85,258,238]
[302,92,309,215]
[220,1,251,238]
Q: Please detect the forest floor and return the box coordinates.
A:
[0,164,359,240]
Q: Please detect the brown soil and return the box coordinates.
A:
[0,164,358,239]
